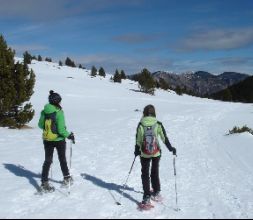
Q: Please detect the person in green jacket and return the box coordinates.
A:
[135,105,176,205]
[38,90,75,192]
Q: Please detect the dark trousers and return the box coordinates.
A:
[41,140,70,182]
[141,156,161,197]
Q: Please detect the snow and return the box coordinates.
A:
[0,60,253,218]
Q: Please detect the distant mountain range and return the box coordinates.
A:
[152,71,249,96]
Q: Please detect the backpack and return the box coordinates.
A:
[43,112,59,141]
[142,123,160,156]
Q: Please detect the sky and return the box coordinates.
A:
[0,0,253,75]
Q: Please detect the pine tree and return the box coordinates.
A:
[65,57,76,67]
[175,86,183,96]
[91,66,97,77]
[32,55,38,61]
[23,51,32,65]
[99,67,106,77]
[120,70,127,80]
[59,61,63,66]
[158,78,170,90]
[79,64,83,69]
[0,35,35,128]
[45,57,52,62]
[38,55,43,61]
[113,69,122,83]
[221,88,233,101]
[138,68,156,95]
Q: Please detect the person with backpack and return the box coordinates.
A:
[38,90,75,192]
[135,105,177,206]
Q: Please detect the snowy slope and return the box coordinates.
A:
[0,60,253,219]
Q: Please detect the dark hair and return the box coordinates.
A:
[143,105,156,117]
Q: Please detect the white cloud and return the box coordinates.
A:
[176,27,253,51]
[67,54,173,74]
[0,0,144,21]
[11,44,49,54]
[113,33,163,44]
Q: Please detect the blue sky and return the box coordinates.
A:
[0,0,253,74]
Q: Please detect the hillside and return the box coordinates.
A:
[0,60,253,218]
[211,76,253,103]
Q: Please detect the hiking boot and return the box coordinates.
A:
[142,194,151,205]
[152,191,161,197]
[40,181,55,193]
[151,191,163,202]
[62,175,74,187]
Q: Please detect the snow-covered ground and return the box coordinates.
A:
[0,60,253,219]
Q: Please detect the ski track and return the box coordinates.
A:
[0,61,253,218]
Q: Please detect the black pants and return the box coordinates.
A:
[141,156,161,197]
[41,140,70,182]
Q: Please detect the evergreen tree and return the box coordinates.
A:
[113,69,122,83]
[38,55,43,61]
[120,70,127,80]
[65,57,76,67]
[158,78,170,90]
[45,57,52,62]
[59,61,63,66]
[138,68,156,95]
[99,67,106,77]
[79,64,83,69]
[0,35,35,128]
[221,88,233,101]
[175,86,183,96]
[32,55,38,61]
[23,51,32,65]
[91,66,97,77]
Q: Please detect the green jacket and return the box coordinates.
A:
[136,117,169,158]
[38,104,70,141]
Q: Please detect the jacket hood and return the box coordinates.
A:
[141,117,158,126]
[43,104,60,114]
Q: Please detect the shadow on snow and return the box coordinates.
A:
[3,163,61,191]
[81,173,142,204]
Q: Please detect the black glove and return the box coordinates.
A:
[171,147,177,156]
[68,132,75,144]
[134,145,141,157]
[166,141,177,156]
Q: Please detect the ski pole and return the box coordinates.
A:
[68,141,73,195]
[173,156,180,211]
[116,156,137,205]
[70,142,73,170]
[51,162,53,180]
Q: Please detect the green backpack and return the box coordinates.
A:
[43,112,59,141]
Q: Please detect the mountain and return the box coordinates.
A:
[0,59,253,218]
[152,71,249,96]
[211,76,253,103]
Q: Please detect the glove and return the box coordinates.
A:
[68,132,75,144]
[171,147,177,156]
[134,145,141,157]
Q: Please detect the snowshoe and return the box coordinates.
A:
[138,202,154,211]
[138,195,154,211]
[39,181,55,194]
[61,176,74,188]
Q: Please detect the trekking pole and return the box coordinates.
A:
[51,162,53,180]
[116,156,137,206]
[68,141,73,195]
[173,156,180,211]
